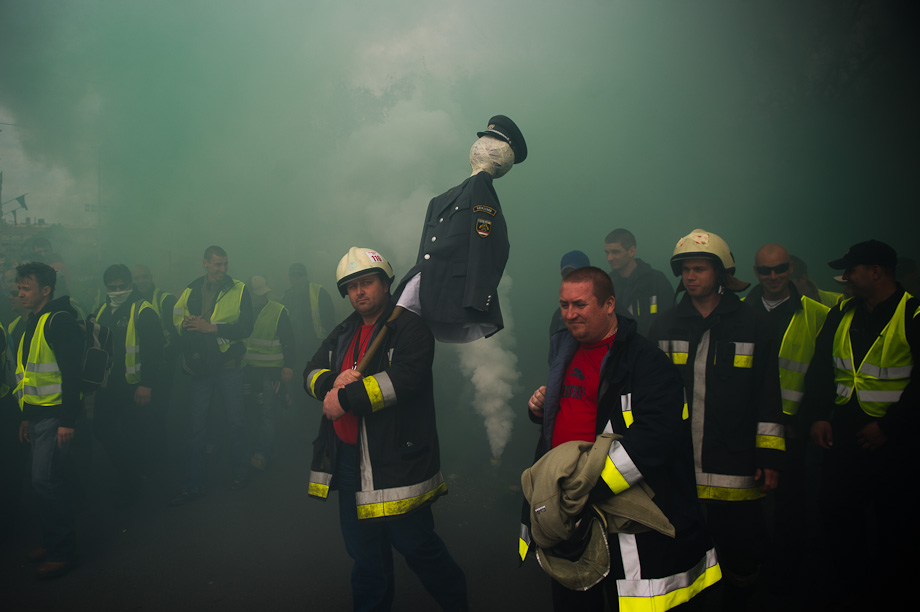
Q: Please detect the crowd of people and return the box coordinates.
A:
[1,226,917,612]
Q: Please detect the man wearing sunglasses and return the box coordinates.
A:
[745,244,830,595]
[803,240,920,605]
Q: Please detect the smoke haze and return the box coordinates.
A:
[2,0,918,463]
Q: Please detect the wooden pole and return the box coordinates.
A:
[355,306,404,373]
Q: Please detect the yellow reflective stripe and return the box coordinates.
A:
[649,295,658,314]
[697,484,764,501]
[672,353,688,365]
[363,376,386,412]
[682,403,689,420]
[733,355,753,368]
[308,482,329,498]
[601,455,632,494]
[356,479,447,519]
[756,435,785,451]
[519,538,529,562]
[621,393,633,428]
[618,553,721,612]
[308,369,330,397]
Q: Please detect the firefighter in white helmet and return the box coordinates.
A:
[648,229,784,611]
[304,247,468,611]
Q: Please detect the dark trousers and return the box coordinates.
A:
[93,382,142,490]
[183,366,249,491]
[0,400,30,545]
[28,417,76,562]
[336,443,468,612]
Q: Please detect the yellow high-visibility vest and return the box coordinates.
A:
[833,293,918,417]
[309,283,326,339]
[173,280,245,353]
[244,301,285,368]
[14,313,63,409]
[97,300,154,384]
[777,297,830,415]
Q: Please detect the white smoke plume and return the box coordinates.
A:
[454,274,520,460]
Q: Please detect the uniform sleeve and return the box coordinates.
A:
[137,306,164,389]
[46,312,84,428]
[464,173,509,312]
[304,328,339,401]
[600,345,685,494]
[339,313,435,417]
[753,312,785,470]
[801,306,843,424]
[277,308,296,369]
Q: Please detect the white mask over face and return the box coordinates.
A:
[469,136,514,179]
[107,289,132,309]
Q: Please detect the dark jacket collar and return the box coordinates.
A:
[746,281,803,313]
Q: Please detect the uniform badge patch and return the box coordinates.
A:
[476,218,492,238]
[473,204,497,217]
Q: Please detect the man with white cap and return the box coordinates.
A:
[304,247,467,612]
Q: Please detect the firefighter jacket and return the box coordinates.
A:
[648,292,785,501]
[746,283,831,416]
[396,170,509,341]
[15,296,84,427]
[521,317,720,610]
[96,293,163,387]
[609,259,675,337]
[304,298,446,520]
[173,275,253,365]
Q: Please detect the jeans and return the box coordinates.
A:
[183,366,249,491]
[336,443,467,612]
[29,417,76,562]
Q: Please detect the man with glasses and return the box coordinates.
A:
[746,244,829,595]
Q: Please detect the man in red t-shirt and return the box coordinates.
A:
[524,267,718,611]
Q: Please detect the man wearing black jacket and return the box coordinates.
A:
[93,264,164,505]
[604,228,674,337]
[305,247,467,612]
[15,262,83,578]
[171,246,253,503]
[525,266,718,611]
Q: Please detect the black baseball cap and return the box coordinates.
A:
[828,240,898,270]
[477,115,527,164]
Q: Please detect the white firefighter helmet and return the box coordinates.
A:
[335,247,395,297]
[670,229,750,292]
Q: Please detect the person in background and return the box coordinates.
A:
[789,254,842,308]
[93,265,164,506]
[170,246,253,504]
[746,243,830,597]
[282,263,335,374]
[242,275,294,471]
[14,261,83,578]
[649,229,784,611]
[803,240,920,607]
[603,228,673,336]
[304,247,467,612]
[548,250,590,363]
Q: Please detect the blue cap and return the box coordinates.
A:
[560,250,590,276]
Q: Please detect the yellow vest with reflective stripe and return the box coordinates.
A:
[777,297,830,415]
[97,300,154,384]
[309,283,326,338]
[14,313,63,409]
[244,300,285,368]
[173,280,245,353]
[833,293,918,417]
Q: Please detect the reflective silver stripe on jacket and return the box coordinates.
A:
[757,423,783,437]
[834,356,852,370]
[777,357,808,374]
[24,384,63,396]
[781,388,804,402]
[26,362,61,373]
[857,389,905,403]
[355,471,446,508]
[734,342,754,356]
[695,471,757,490]
[248,338,282,347]
[609,440,642,488]
[860,362,913,380]
[616,537,719,598]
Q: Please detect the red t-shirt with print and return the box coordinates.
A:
[551,334,615,448]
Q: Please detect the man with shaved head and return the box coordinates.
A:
[746,243,830,594]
